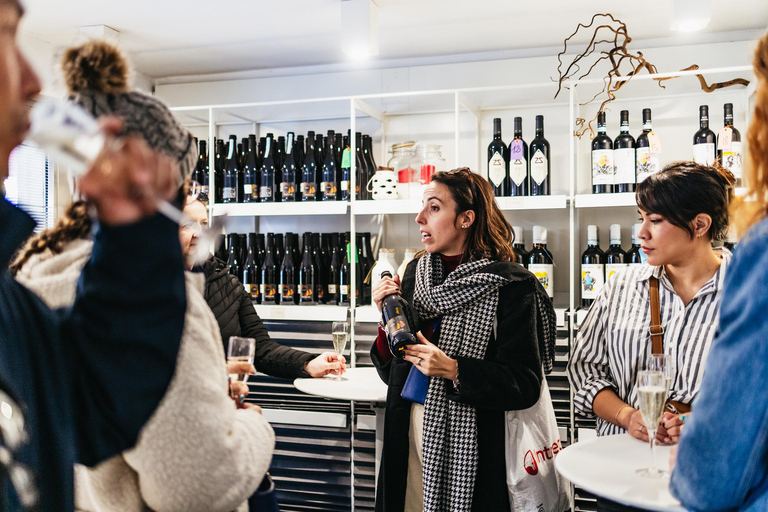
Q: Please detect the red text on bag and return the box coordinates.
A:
[523,439,563,476]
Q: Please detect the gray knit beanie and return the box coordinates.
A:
[61,40,197,182]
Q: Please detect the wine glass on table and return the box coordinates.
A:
[331,322,348,381]
[636,370,670,478]
[228,336,256,405]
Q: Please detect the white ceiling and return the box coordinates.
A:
[18,0,768,81]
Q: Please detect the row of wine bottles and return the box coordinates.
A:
[591,103,743,194]
[192,129,379,204]
[580,224,644,307]
[486,116,551,197]
[511,225,555,298]
[216,230,378,306]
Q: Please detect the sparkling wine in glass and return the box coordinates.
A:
[636,370,670,478]
[646,354,674,393]
[331,322,348,381]
[227,336,256,384]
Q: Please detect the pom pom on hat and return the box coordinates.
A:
[62,40,129,95]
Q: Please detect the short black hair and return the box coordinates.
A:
[636,161,735,240]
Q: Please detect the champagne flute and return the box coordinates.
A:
[636,370,670,478]
[646,354,674,392]
[331,322,348,381]
[227,336,256,384]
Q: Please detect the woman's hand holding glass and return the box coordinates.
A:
[403,332,458,381]
[622,408,672,443]
[305,352,347,378]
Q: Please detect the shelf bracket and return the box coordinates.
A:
[456,92,479,118]
[353,98,384,122]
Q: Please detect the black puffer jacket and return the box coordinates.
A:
[203,255,313,379]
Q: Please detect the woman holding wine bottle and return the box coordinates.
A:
[670,31,768,512]
[568,161,734,452]
[370,167,557,512]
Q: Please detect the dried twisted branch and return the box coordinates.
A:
[554,13,751,138]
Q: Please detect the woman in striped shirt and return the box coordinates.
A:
[568,161,735,442]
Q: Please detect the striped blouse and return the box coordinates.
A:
[567,250,731,436]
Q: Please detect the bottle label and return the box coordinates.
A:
[581,263,605,300]
[322,181,337,200]
[328,284,338,294]
[244,283,252,294]
[244,184,253,195]
[340,284,348,295]
[280,182,295,197]
[722,141,742,180]
[280,284,296,301]
[260,186,273,199]
[316,284,325,301]
[606,263,629,281]
[614,148,635,185]
[301,182,316,197]
[636,148,660,183]
[260,283,277,300]
[693,143,715,165]
[223,186,236,200]
[530,150,548,185]
[510,139,524,160]
[717,127,733,151]
[510,158,527,186]
[528,263,554,298]
[385,304,411,338]
[341,180,349,192]
[300,285,313,301]
[488,151,506,187]
[592,149,615,186]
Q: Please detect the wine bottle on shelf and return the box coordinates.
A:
[214,233,227,262]
[335,133,344,199]
[512,225,528,268]
[312,233,326,304]
[255,233,266,267]
[397,248,417,279]
[509,117,529,197]
[592,110,614,194]
[238,137,248,202]
[355,132,366,200]
[693,105,716,165]
[358,232,373,306]
[222,138,239,203]
[529,115,550,196]
[226,233,242,282]
[261,233,278,304]
[326,129,335,160]
[214,139,225,203]
[195,139,209,198]
[299,233,317,305]
[275,136,285,173]
[340,140,352,201]
[280,233,298,305]
[528,225,554,299]
[259,135,276,202]
[605,224,628,281]
[274,233,285,267]
[614,110,636,193]
[301,135,318,201]
[326,233,340,305]
[238,233,247,272]
[294,134,305,191]
[243,135,259,202]
[362,135,376,200]
[321,135,338,201]
[626,224,643,266]
[315,134,325,197]
[339,236,352,306]
[280,132,297,202]
[380,270,418,358]
[243,234,259,302]
[487,117,509,196]
[371,249,396,292]
[718,103,742,186]
[635,108,660,184]
[580,225,605,308]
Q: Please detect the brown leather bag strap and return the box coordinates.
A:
[649,277,664,355]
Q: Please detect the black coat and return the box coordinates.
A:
[203,255,313,378]
[0,199,186,511]
[372,257,546,512]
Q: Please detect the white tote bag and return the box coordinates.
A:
[505,378,572,512]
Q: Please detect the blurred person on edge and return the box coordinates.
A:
[12,40,275,512]
[669,30,768,512]
[180,195,346,380]
[370,167,557,512]
[0,2,187,511]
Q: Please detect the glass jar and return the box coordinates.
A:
[387,141,416,199]
[409,144,446,199]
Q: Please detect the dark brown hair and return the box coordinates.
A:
[61,40,129,95]
[10,201,92,275]
[428,167,515,262]
[636,161,735,241]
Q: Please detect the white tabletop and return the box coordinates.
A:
[294,366,388,402]
[556,434,684,512]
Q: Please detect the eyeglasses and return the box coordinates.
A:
[444,167,478,204]
[0,389,39,509]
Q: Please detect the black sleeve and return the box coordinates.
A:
[446,277,542,411]
[66,214,186,465]
[239,290,314,379]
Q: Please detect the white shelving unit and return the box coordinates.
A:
[211,201,348,217]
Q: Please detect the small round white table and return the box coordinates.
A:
[555,434,684,512]
[294,367,388,480]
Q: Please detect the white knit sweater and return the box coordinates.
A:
[16,240,275,512]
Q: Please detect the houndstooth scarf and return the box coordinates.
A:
[412,254,510,512]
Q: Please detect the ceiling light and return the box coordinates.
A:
[670,0,712,32]
[340,0,379,60]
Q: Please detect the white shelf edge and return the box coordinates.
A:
[254,304,347,322]
[496,195,568,210]
[574,192,637,208]
[352,199,423,216]
[355,306,382,323]
[211,201,348,217]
